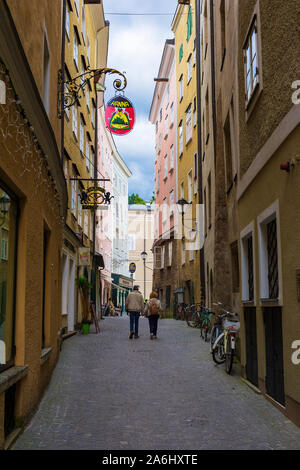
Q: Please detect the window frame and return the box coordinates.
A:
[242,2,263,120]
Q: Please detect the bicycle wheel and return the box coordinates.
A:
[210,326,217,352]
[200,319,207,339]
[225,334,234,374]
[212,335,226,364]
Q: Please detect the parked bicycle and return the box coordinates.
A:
[210,302,240,374]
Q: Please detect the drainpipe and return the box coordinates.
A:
[195,0,206,304]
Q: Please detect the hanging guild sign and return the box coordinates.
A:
[105,95,135,136]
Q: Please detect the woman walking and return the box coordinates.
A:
[144,291,162,339]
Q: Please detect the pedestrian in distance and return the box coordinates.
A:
[125,285,144,339]
[144,291,162,340]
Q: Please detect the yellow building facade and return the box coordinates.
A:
[171,2,201,307]
[61,0,109,332]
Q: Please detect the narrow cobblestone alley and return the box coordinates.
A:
[12,317,300,450]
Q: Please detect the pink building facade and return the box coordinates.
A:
[149,39,178,313]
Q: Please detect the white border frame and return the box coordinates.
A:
[240,221,256,304]
[257,200,283,305]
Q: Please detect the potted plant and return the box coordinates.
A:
[76,276,92,334]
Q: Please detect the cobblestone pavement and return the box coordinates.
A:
[12,317,300,450]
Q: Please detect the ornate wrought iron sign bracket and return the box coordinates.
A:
[57,67,127,119]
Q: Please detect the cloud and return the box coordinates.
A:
[102,0,178,200]
[114,114,155,159]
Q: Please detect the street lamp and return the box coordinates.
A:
[141,251,147,299]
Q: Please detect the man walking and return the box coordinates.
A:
[125,285,144,339]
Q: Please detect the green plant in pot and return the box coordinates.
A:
[76,276,92,334]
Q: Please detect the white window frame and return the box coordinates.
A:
[80,117,84,155]
[72,103,78,139]
[257,200,282,305]
[187,54,192,83]
[179,121,183,156]
[164,155,168,179]
[188,169,193,203]
[86,139,90,170]
[73,30,79,70]
[186,104,193,144]
[66,5,70,40]
[170,102,174,126]
[170,145,174,170]
[165,115,168,137]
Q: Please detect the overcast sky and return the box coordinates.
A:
[103,0,178,201]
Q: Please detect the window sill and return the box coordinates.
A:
[0,366,28,395]
[41,347,52,365]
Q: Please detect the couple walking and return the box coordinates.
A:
[125,285,162,340]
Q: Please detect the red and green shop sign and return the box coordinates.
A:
[105,95,135,136]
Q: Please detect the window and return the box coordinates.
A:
[203,0,208,60]
[156,169,160,193]
[244,19,259,104]
[160,108,162,122]
[71,173,77,215]
[180,181,184,199]
[72,103,78,139]
[170,145,174,170]
[77,191,82,227]
[73,29,79,69]
[86,86,90,111]
[194,154,198,194]
[257,202,281,301]
[165,115,168,137]
[170,189,174,212]
[164,155,168,179]
[187,6,193,42]
[43,32,50,115]
[1,229,8,261]
[179,43,183,63]
[86,139,90,170]
[84,211,89,235]
[188,170,193,203]
[187,54,192,83]
[193,96,197,127]
[186,104,192,143]
[91,100,95,128]
[168,244,172,267]
[220,0,226,70]
[231,241,240,293]
[193,38,196,66]
[66,5,70,40]
[80,116,84,155]
[162,197,167,225]
[204,188,207,236]
[74,0,79,16]
[158,133,162,153]
[179,75,183,101]
[179,121,183,156]
[155,121,158,133]
[81,4,86,44]
[166,85,169,108]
